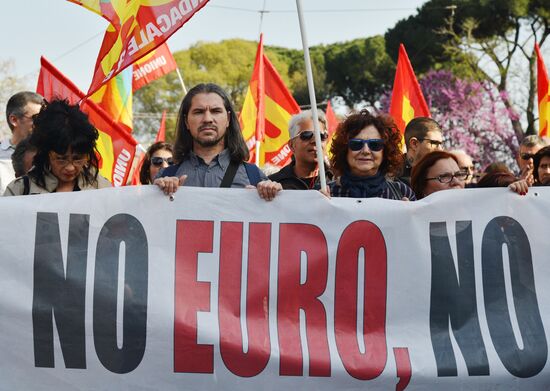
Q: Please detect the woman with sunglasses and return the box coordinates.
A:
[4,99,110,196]
[329,110,415,200]
[139,141,174,184]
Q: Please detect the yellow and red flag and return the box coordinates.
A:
[389,44,431,134]
[90,67,133,133]
[68,0,208,96]
[36,56,138,186]
[240,35,301,167]
[133,42,178,91]
[535,43,550,138]
[325,99,340,157]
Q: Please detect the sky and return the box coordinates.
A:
[0,0,428,92]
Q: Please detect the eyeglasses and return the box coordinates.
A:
[294,130,329,142]
[520,153,535,160]
[151,156,174,167]
[348,138,385,152]
[50,153,89,168]
[426,171,468,183]
[418,138,443,148]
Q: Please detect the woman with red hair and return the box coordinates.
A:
[329,110,415,200]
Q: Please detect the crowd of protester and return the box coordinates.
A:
[1,84,548,199]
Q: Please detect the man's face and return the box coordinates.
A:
[290,118,328,166]
[538,156,550,185]
[453,151,476,184]
[11,102,42,139]
[185,93,230,148]
[517,145,543,172]
[410,130,443,166]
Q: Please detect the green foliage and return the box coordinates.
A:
[324,36,394,106]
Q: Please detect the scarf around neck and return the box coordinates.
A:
[340,170,386,198]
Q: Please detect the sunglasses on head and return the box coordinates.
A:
[151,156,174,167]
[295,130,329,141]
[520,153,535,160]
[348,138,385,152]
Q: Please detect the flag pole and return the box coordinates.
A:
[175,68,188,95]
[295,0,327,191]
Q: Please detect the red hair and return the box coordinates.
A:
[329,110,403,177]
[411,151,459,198]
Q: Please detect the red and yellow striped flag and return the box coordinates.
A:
[240,35,301,167]
[389,44,430,134]
[536,43,549,138]
[68,0,208,96]
[36,57,138,186]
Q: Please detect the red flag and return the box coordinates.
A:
[68,0,209,96]
[389,44,431,134]
[36,56,138,186]
[133,43,178,91]
[155,110,167,142]
[240,36,301,167]
[325,100,339,138]
[535,43,550,138]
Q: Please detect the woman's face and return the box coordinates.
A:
[346,125,384,177]
[49,147,89,185]
[537,156,550,185]
[149,148,173,182]
[423,157,465,197]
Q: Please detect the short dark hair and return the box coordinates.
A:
[5,91,44,131]
[173,83,249,164]
[533,145,550,184]
[411,150,459,198]
[139,141,173,184]
[29,99,99,188]
[11,136,37,177]
[404,117,442,148]
[329,110,403,177]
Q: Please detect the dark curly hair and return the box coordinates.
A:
[329,110,403,177]
[139,141,173,184]
[29,99,99,188]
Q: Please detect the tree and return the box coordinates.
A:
[421,70,519,171]
[0,59,31,139]
[324,36,395,107]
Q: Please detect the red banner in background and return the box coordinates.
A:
[133,43,178,91]
[36,56,138,186]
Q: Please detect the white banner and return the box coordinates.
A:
[0,186,549,390]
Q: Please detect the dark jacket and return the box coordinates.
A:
[269,162,333,190]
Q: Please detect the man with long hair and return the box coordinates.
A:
[155,83,281,200]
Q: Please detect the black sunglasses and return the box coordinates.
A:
[348,138,385,152]
[295,130,329,141]
[520,153,535,160]
[151,156,174,167]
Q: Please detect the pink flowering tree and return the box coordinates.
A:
[381,70,520,171]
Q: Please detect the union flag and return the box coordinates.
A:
[535,43,549,138]
[133,42,178,91]
[36,57,138,186]
[68,0,208,96]
[389,44,431,134]
[240,35,301,167]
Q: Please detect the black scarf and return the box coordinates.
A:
[340,170,386,198]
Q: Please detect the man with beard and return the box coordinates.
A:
[268,110,332,190]
[533,146,550,186]
[155,83,281,200]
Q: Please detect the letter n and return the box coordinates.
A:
[429,221,489,376]
[33,213,89,368]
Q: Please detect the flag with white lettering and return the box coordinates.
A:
[68,0,208,96]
